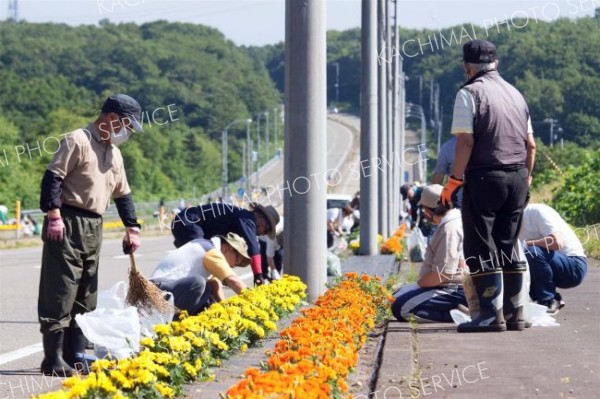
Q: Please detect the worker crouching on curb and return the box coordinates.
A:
[150,233,251,316]
[171,202,280,286]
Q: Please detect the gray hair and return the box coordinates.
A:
[466,61,496,73]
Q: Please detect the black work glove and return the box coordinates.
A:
[254,273,264,286]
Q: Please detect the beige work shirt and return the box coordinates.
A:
[419,208,464,285]
[48,123,131,215]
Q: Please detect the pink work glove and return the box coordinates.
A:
[46,217,65,241]
[123,228,141,254]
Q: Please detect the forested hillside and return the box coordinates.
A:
[252,12,600,148]
[0,20,281,208]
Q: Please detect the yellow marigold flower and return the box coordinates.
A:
[264,320,277,331]
[153,323,172,335]
[134,369,157,385]
[155,382,174,398]
[140,336,155,348]
[240,344,248,353]
[67,381,88,397]
[110,370,132,389]
[183,362,197,377]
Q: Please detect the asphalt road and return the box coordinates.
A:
[0,114,360,398]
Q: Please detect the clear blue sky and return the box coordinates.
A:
[6,0,597,46]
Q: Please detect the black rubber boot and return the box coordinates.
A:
[40,330,76,377]
[63,327,92,374]
[503,262,527,331]
[458,271,507,333]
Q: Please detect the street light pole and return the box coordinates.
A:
[264,111,270,162]
[221,128,228,197]
[543,118,559,148]
[406,103,427,182]
[360,0,379,255]
[245,119,252,194]
[256,113,261,166]
[333,62,340,105]
[377,0,388,238]
[222,118,252,198]
[284,0,327,300]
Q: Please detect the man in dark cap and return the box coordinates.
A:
[171,202,280,287]
[441,40,536,333]
[38,94,144,376]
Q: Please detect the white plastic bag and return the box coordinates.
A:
[524,302,560,327]
[327,251,342,277]
[450,302,559,327]
[139,293,175,338]
[75,281,140,359]
[407,228,426,262]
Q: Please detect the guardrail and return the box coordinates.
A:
[0,154,283,240]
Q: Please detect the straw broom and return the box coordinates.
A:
[125,240,174,314]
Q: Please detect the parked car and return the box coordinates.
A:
[326,194,352,210]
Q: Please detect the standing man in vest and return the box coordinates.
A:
[38,94,143,375]
[441,40,537,333]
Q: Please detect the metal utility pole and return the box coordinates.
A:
[544,118,557,147]
[386,0,394,235]
[222,118,251,197]
[256,113,261,166]
[221,128,228,197]
[8,0,18,22]
[433,83,441,151]
[245,119,252,194]
[429,76,434,125]
[391,0,400,232]
[271,108,276,158]
[377,0,388,239]
[264,111,270,161]
[406,103,427,182]
[333,62,340,104]
[284,0,327,301]
[419,75,423,107]
[242,141,246,193]
[360,0,379,255]
[437,104,443,153]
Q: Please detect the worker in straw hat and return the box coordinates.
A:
[170,202,280,286]
[150,232,252,315]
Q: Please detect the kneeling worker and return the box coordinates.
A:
[150,233,251,315]
[392,185,467,323]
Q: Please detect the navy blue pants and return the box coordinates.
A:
[525,245,587,302]
[391,284,467,323]
[152,276,214,316]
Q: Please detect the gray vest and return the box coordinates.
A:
[462,70,530,171]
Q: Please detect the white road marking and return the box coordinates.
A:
[0,273,256,365]
[239,272,253,281]
[0,343,42,366]
[113,254,143,259]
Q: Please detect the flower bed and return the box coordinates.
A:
[225,272,393,399]
[380,224,407,260]
[349,233,383,255]
[36,276,307,399]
